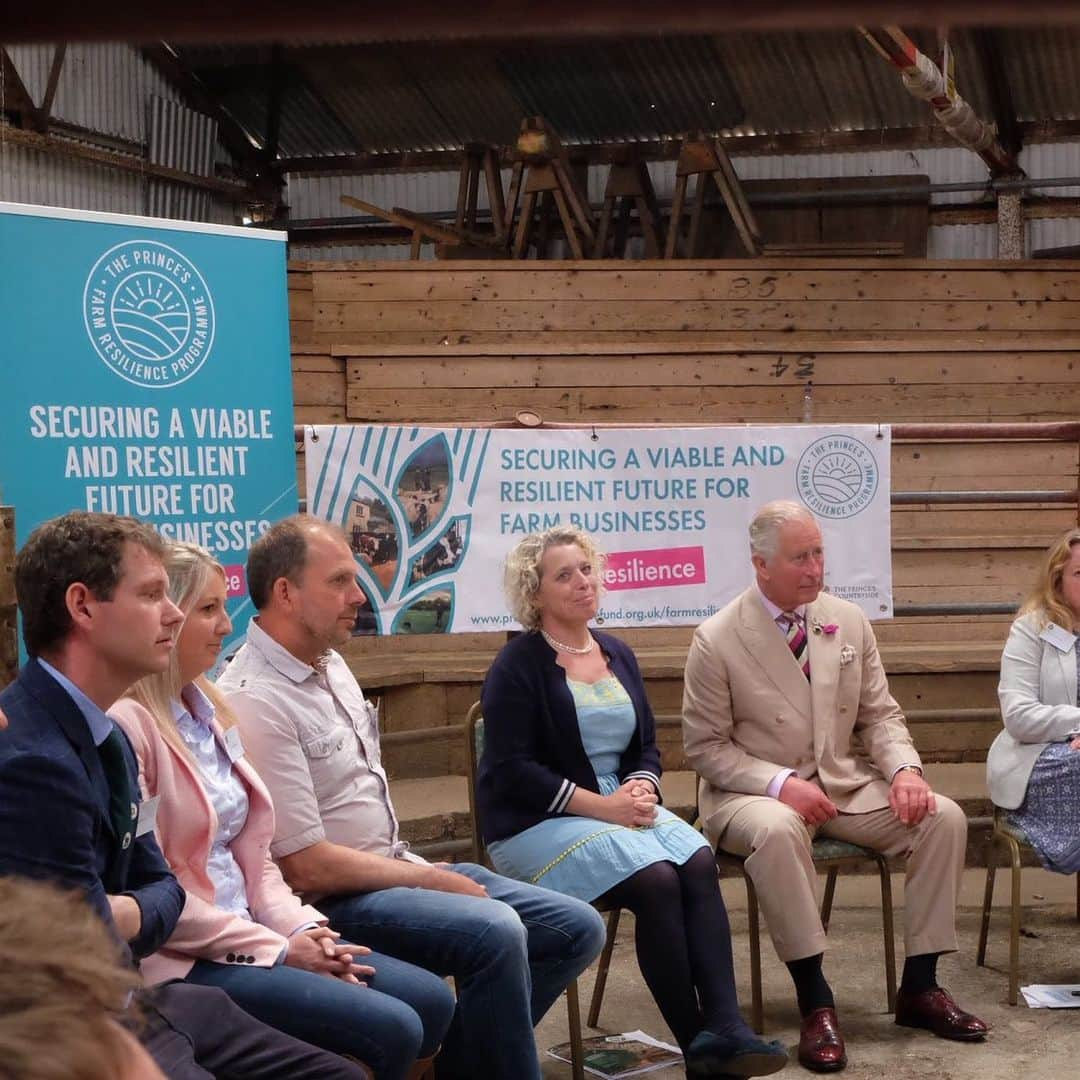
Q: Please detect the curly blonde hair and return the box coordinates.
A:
[503,526,606,630]
[1020,526,1080,630]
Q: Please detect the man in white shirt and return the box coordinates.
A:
[219,514,605,1080]
[682,500,987,1072]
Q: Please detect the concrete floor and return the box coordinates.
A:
[533,869,1080,1079]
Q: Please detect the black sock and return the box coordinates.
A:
[786,953,835,1016]
[900,952,940,995]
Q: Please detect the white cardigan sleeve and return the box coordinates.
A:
[998,616,1080,744]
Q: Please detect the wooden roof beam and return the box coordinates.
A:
[0,47,40,127]
[971,27,1022,158]
[12,3,1080,44]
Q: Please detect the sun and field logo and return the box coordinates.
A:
[82,240,216,388]
[796,435,879,519]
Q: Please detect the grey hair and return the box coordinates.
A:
[749,500,818,559]
[503,526,605,631]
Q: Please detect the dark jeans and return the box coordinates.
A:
[184,944,455,1080]
[141,981,370,1079]
[319,862,607,1080]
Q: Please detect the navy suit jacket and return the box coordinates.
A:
[0,658,184,960]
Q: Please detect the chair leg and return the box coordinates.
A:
[566,978,585,1080]
[744,872,764,1035]
[820,867,839,933]
[976,839,998,967]
[876,856,897,1012]
[587,908,621,1028]
[1007,837,1022,1007]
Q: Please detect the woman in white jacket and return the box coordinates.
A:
[990,527,1080,872]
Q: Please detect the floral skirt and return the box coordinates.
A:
[1006,742,1080,874]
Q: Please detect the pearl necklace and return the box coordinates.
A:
[541,629,595,655]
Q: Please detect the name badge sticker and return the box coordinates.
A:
[1040,622,1077,652]
[136,795,160,838]
[223,726,244,763]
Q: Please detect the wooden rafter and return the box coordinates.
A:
[12,3,1080,45]
[0,47,39,125]
[971,28,1022,158]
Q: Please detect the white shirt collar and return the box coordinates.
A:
[243,619,324,685]
[755,583,806,622]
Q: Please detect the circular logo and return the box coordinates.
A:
[796,435,879,519]
[83,240,216,388]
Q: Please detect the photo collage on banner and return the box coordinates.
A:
[305,424,892,636]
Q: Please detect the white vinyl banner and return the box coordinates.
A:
[305,424,892,636]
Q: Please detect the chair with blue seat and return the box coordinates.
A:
[976,807,1080,1005]
[712,835,897,1033]
[464,702,623,1080]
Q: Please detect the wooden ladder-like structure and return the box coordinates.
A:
[665,134,761,257]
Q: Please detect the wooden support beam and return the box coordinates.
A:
[339,193,503,249]
[37,44,67,132]
[972,28,1022,158]
[0,47,38,126]
[14,3,1080,45]
[0,123,253,196]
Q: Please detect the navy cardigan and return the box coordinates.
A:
[476,629,663,845]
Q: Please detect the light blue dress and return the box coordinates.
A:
[487,674,708,902]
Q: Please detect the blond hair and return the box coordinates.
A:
[1020,527,1080,631]
[0,876,141,1080]
[126,541,238,761]
[503,526,605,630]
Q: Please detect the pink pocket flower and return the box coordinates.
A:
[811,619,840,636]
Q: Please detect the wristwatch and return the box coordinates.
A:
[896,765,923,776]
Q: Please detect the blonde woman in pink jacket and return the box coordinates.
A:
[110,542,454,1080]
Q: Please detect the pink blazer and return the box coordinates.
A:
[110,696,324,984]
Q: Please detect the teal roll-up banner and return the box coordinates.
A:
[0,202,297,650]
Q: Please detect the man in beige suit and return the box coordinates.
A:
[683,501,987,1072]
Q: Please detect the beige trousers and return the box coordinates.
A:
[714,792,967,962]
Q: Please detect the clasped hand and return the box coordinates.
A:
[286,926,375,984]
[605,779,658,827]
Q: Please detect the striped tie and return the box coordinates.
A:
[782,612,811,681]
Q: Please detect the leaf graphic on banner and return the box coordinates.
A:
[308,424,491,635]
[342,476,403,602]
[393,434,453,543]
[392,583,455,636]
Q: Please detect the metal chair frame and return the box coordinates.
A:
[465,702,622,1080]
[713,840,897,1034]
[976,807,1080,1005]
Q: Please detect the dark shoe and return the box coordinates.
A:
[797,1007,847,1073]
[684,1029,788,1078]
[894,987,989,1041]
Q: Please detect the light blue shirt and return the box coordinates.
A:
[173,684,253,921]
[37,658,113,747]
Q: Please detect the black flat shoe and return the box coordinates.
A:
[685,1030,789,1078]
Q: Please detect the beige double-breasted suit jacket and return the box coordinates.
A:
[684,586,918,837]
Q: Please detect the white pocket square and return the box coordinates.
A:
[839,644,857,666]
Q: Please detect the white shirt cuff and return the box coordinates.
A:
[889,763,922,780]
[766,768,796,799]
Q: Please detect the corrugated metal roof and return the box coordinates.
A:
[171,27,1080,162]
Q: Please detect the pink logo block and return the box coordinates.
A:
[602,546,706,592]
[222,564,247,598]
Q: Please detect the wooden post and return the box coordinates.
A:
[0,507,16,691]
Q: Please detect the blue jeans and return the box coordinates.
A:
[185,944,455,1080]
[319,862,607,1080]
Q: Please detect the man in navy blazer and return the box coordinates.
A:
[0,511,369,1080]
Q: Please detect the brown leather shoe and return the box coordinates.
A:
[798,1007,847,1072]
[895,987,990,1041]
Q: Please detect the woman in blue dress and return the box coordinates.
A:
[477,526,787,1079]
[991,527,1080,872]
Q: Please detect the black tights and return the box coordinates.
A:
[598,848,749,1049]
